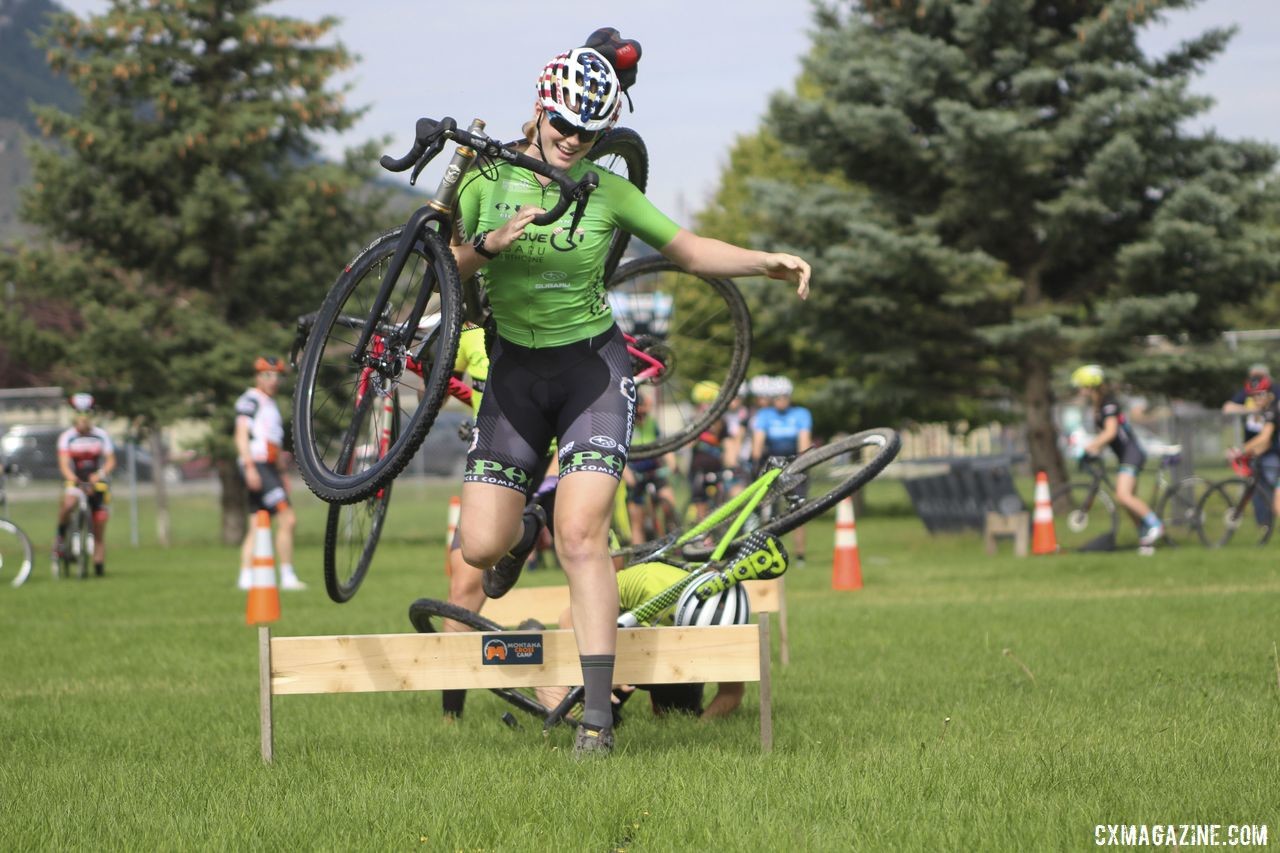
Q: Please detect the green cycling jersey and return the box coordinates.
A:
[615,561,689,626]
[458,158,681,348]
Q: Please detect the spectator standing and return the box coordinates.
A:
[235,356,304,591]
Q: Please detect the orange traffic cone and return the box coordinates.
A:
[1031,471,1058,555]
[831,497,863,590]
[245,510,281,625]
[444,495,461,576]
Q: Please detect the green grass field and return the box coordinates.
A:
[2,479,1277,851]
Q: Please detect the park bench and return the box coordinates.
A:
[898,454,1029,549]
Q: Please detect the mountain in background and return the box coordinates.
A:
[1,0,76,241]
[0,0,76,132]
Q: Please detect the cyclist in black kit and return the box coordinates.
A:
[1071,365,1163,547]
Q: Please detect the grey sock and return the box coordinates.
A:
[580,654,616,729]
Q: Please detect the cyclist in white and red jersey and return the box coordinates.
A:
[235,356,304,591]
[451,31,811,755]
[56,393,115,576]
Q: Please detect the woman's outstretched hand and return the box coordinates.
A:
[764,253,811,299]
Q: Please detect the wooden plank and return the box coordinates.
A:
[481,579,785,628]
[777,576,790,667]
[478,585,569,627]
[758,614,773,753]
[259,626,273,764]
[270,625,762,696]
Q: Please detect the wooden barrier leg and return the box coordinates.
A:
[758,613,773,754]
[778,576,790,667]
[259,625,274,764]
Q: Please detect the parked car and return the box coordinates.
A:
[0,424,181,485]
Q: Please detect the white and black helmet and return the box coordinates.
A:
[674,574,751,628]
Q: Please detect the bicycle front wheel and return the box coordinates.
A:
[323,391,398,603]
[0,519,34,587]
[1050,482,1117,551]
[294,226,462,504]
[1196,479,1269,547]
[407,598,575,725]
[64,505,91,580]
[753,429,901,538]
[607,255,752,459]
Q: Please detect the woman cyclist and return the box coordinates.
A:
[1071,365,1163,547]
[452,37,811,755]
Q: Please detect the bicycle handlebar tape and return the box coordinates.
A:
[1031,472,1059,556]
[831,497,863,591]
[245,510,281,625]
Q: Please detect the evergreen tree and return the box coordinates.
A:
[749,0,1280,483]
[3,0,388,541]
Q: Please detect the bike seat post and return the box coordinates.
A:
[427,118,485,219]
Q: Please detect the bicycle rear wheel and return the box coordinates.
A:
[323,392,399,602]
[0,519,33,588]
[607,255,752,459]
[407,598,577,725]
[294,226,462,504]
[1050,482,1118,551]
[1196,479,1270,547]
[585,127,648,282]
[1155,476,1210,547]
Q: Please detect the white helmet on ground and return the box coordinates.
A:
[536,47,623,133]
[674,574,751,627]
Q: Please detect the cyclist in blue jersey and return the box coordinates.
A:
[1071,365,1163,547]
[750,376,812,565]
[448,34,812,756]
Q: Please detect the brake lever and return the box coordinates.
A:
[408,117,456,186]
[563,172,598,246]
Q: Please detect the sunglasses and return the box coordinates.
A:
[547,113,599,143]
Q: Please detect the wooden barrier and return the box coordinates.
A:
[478,578,790,665]
[258,616,774,762]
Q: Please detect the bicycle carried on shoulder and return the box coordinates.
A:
[407,427,900,729]
[0,461,34,588]
[293,117,750,511]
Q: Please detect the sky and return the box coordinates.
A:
[54,0,1280,223]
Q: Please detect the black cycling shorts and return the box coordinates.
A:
[465,325,635,494]
[243,462,288,515]
[1111,442,1146,474]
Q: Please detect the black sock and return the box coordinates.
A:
[517,508,541,551]
[442,689,466,718]
[580,654,616,729]
[94,562,104,576]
